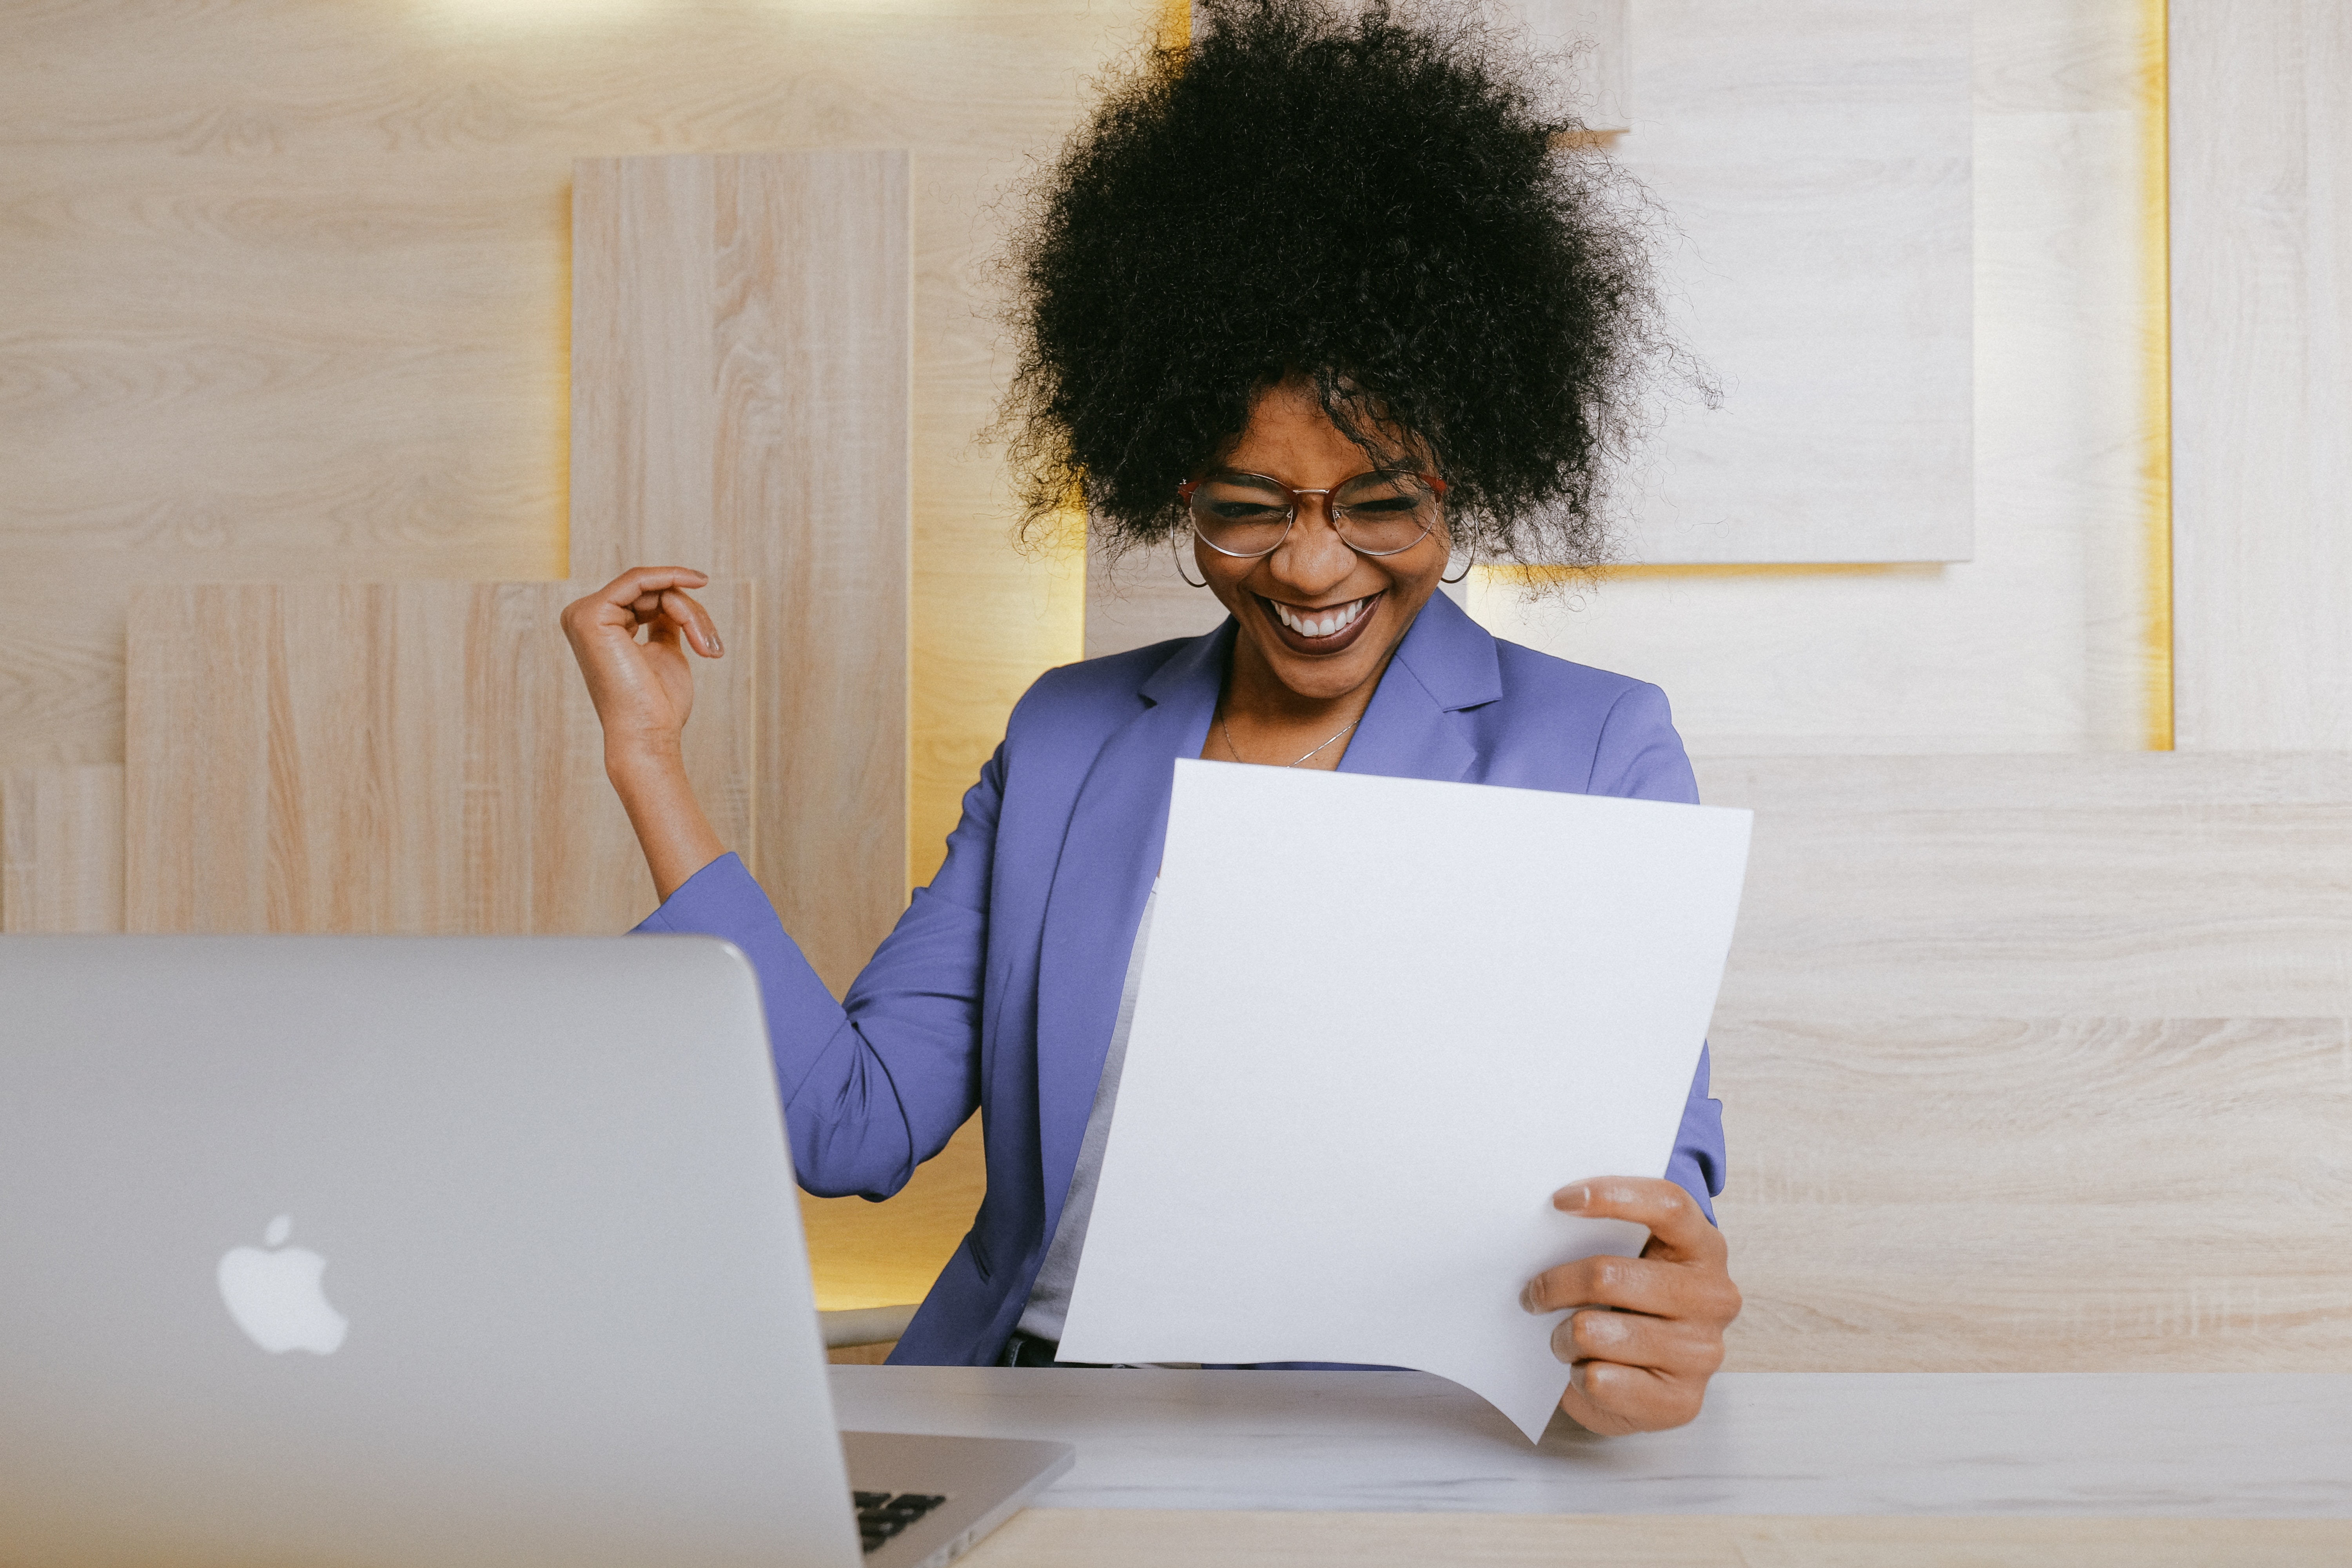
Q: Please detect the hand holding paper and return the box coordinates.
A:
[1524,1176,1743,1436]
[1056,760,1751,1441]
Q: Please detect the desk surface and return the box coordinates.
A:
[833,1367,2352,1518]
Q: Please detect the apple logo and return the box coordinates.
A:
[216,1215,349,1355]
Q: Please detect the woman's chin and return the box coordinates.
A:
[1245,618,1388,699]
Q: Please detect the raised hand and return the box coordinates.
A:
[1519,1176,1742,1435]
[560,566,724,766]
[559,567,728,900]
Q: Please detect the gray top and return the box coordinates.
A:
[1018,887,1158,1344]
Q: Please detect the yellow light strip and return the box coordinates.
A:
[2139,0,2176,750]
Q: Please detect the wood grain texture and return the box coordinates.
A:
[1465,1,2163,756]
[572,151,909,995]
[2169,0,2352,748]
[966,1511,2352,1567]
[0,765,123,933]
[122,582,754,934]
[0,0,1117,891]
[1608,0,1974,564]
[1698,752,2352,1019]
[1714,1016,2352,1372]
[1083,539,1227,661]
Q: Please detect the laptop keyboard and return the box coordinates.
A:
[852,1491,948,1554]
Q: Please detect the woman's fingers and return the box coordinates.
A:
[1518,1175,1744,1435]
[559,566,724,763]
[1550,1306,1726,1379]
[1521,1251,1685,1318]
[1566,1359,1708,1435]
[565,569,720,650]
[652,586,722,657]
[595,564,710,608]
[1550,1177,1726,1265]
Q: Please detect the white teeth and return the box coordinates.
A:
[1275,597,1366,639]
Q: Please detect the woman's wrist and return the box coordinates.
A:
[604,734,688,788]
[604,739,726,901]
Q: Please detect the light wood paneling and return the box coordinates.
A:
[1695,751,2352,1368]
[969,1511,2352,1567]
[1715,1015,2352,1372]
[1611,1,1974,564]
[2170,0,2352,749]
[1481,0,2163,756]
[0,765,123,933]
[572,150,909,995]
[1697,752,2352,1019]
[122,581,754,934]
[0,0,1111,869]
[1084,540,1226,661]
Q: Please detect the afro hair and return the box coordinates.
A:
[996,0,1683,569]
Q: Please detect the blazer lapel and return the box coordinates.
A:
[1336,590,1501,784]
[1032,622,1229,1241]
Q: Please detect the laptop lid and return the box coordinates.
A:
[0,934,863,1568]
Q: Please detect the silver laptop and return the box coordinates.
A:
[0,935,1071,1568]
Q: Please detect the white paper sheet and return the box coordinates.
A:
[1057,760,1752,1441]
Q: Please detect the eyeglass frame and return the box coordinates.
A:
[1175,467,1450,560]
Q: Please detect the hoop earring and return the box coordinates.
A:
[1173,533,1208,589]
[1441,549,1475,586]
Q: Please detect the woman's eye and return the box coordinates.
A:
[1343,497,1418,516]
[1209,501,1285,520]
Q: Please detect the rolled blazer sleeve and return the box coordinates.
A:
[635,745,1007,1201]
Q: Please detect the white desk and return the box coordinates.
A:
[834,1367,2352,1517]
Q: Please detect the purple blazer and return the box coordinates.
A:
[637,592,1726,1367]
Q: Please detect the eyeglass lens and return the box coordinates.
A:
[1188,470,1438,557]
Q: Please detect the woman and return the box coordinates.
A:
[563,0,1739,1435]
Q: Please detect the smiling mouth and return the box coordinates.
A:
[1258,592,1380,653]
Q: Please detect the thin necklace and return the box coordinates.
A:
[1221,710,1362,768]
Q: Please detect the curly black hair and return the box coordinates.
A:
[997,0,1684,569]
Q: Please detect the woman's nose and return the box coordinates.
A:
[1267,496,1356,591]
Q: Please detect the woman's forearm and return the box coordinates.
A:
[607,742,728,902]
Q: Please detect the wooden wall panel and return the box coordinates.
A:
[1691,752,2352,1370]
[1084,541,1229,661]
[123,582,755,935]
[2170,0,2352,749]
[1716,1015,2352,1372]
[0,765,123,933]
[1481,0,2166,755]
[572,151,909,996]
[0,0,1115,898]
[1697,752,2352,1020]
[1611,0,1974,564]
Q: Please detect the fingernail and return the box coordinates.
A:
[1553,1184,1590,1212]
[1568,1361,1588,1392]
[710,633,723,655]
[1519,1281,1540,1314]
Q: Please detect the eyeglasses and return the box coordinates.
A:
[1177,468,1447,559]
